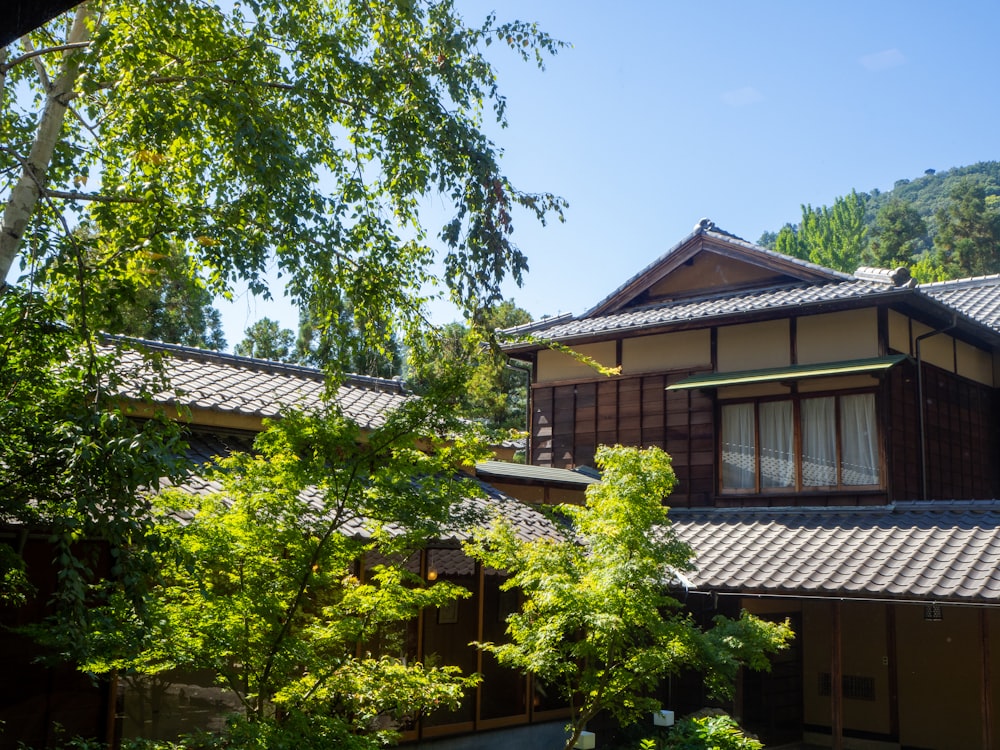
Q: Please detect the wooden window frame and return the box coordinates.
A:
[718,388,883,495]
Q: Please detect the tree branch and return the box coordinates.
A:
[0,42,91,74]
[19,37,52,91]
[0,4,94,282]
[43,189,145,204]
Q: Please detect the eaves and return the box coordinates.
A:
[503,286,914,355]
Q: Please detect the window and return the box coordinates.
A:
[721,393,880,492]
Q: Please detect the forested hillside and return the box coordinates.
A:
[758,161,1000,281]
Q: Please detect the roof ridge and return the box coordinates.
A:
[582,221,855,319]
[104,334,407,393]
[497,312,575,337]
[918,273,1000,290]
[667,504,893,517]
[595,276,877,318]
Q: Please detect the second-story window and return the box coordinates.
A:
[721,392,879,493]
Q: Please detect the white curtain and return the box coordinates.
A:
[801,397,836,486]
[840,393,879,485]
[721,403,755,489]
[760,400,794,488]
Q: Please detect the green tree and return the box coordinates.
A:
[798,190,869,272]
[409,301,533,431]
[37,232,227,349]
[755,230,779,250]
[235,317,297,361]
[104,273,226,350]
[934,177,1000,277]
[866,197,927,268]
[1,0,566,723]
[758,162,1000,277]
[89,403,495,749]
[0,289,188,648]
[295,289,404,377]
[2,0,566,371]
[772,224,804,260]
[464,445,792,750]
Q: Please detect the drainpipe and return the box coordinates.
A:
[915,315,957,501]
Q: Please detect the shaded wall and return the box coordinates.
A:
[0,536,112,750]
[887,361,1000,501]
[799,600,1000,750]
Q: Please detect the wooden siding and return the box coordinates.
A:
[530,371,715,506]
[533,357,1000,508]
[888,361,1000,501]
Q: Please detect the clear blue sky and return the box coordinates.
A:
[221,0,1000,347]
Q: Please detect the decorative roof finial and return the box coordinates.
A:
[695,218,714,232]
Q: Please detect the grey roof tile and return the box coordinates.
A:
[109,338,409,430]
[169,433,564,545]
[918,275,1000,334]
[505,279,904,345]
[669,502,1000,603]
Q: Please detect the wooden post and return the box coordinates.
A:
[475,561,485,729]
[105,672,118,748]
[417,549,427,740]
[831,601,843,750]
[982,609,993,750]
[886,604,899,742]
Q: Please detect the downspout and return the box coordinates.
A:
[915,315,957,501]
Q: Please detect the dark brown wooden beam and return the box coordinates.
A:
[886,604,899,741]
[2,0,82,47]
[983,609,993,750]
[831,601,843,750]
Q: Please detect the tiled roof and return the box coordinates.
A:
[669,502,1000,604]
[494,225,1000,347]
[583,225,851,319]
[918,274,1000,335]
[111,338,409,430]
[506,278,903,344]
[169,433,564,544]
[475,460,599,488]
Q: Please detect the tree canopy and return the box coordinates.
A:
[759,162,1000,280]
[407,300,533,431]
[465,445,792,750]
[235,316,297,361]
[91,404,493,750]
[2,0,566,370]
[1,1,567,728]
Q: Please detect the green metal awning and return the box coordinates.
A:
[666,354,910,391]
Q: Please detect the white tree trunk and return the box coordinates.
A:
[0,3,93,284]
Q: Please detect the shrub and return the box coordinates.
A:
[633,712,762,750]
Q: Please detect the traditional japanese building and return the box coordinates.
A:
[0,342,575,750]
[499,219,1000,749]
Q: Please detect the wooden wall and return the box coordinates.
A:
[531,371,714,506]
[533,360,1000,508]
[888,361,1000,501]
